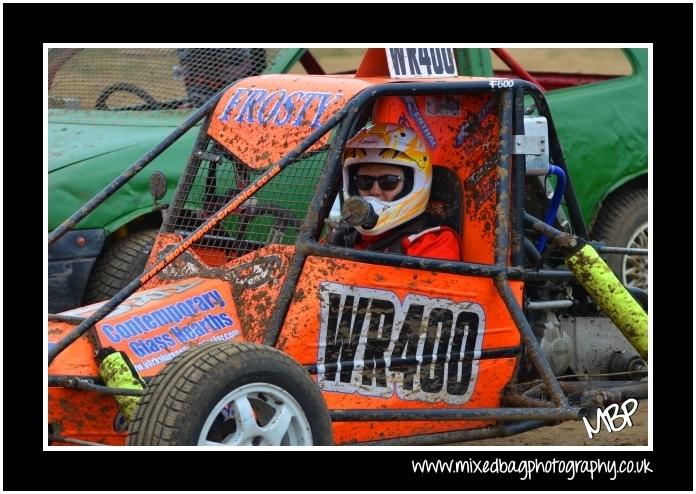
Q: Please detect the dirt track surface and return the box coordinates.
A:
[459,400,648,446]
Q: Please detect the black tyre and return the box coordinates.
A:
[591,189,648,291]
[95,82,161,110]
[127,342,333,446]
[84,228,158,304]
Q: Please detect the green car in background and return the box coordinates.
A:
[48,48,304,312]
[456,48,647,292]
[48,47,647,313]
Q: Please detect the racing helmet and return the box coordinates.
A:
[342,123,432,236]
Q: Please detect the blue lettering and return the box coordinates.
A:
[115,323,131,340]
[161,334,176,347]
[170,326,188,343]
[275,91,305,126]
[218,88,248,123]
[141,314,158,329]
[182,324,196,340]
[257,90,286,125]
[191,322,209,337]
[206,314,224,330]
[402,96,437,149]
[152,335,171,351]
[151,309,172,326]
[197,318,210,332]
[125,319,145,337]
[310,93,341,128]
[201,293,215,308]
[129,340,148,358]
[145,339,160,354]
[133,315,151,333]
[292,93,320,127]
[219,313,233,327]
[177,302,195,317]
[102,324,121,343]
[186,300,198,315]
[235,88,268,123]
[192,296,210,312]
[220,89,340,129]
[209,290,226,309]
[164,305,183,323]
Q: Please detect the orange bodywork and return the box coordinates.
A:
[208,75,373,168]
[49,70,525,445]
[49,244,295,444]
[280,257,522,444]
[48,320,123,444]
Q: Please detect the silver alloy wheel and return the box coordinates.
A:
[622,222,648,291]
[198,382,314,446]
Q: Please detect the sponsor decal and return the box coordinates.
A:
[230,254,283,289]
[317,282,485,405]
[454,96,497,150]
[64,279,242,373]
[466,157,497,208]
[425,95,461,117]
[218,87,342,129]
[402,96,438,149]
[98,288,238,365]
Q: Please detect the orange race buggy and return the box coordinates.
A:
[48,49,648,446]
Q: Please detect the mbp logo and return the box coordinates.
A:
[582,398,639,439]
[317,282,485,404]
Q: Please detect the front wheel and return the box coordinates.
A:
[127,342,333,446]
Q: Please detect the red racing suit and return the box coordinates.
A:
[354,225,461,261]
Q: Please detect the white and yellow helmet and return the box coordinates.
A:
[342,123,432,236]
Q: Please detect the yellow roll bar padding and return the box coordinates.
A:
[98,352,144,421]
[566,244,648,359]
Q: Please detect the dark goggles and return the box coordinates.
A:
[355,174,404,191]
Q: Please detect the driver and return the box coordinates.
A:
[334,123,461,261]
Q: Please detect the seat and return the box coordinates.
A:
[425,165,462,235]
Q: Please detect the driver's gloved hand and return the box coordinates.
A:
[328,225,359,248]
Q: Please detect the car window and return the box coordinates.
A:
[48,48,282,111]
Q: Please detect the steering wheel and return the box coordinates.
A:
[209,196,302,246]
[180,186,302,251]
[243,201,303,244]
[95,82,163,110]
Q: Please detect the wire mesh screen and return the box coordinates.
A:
[48,48,281,110]
[164,134,328,265]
